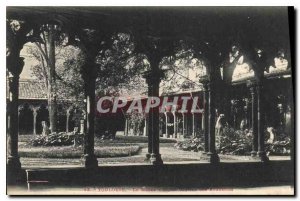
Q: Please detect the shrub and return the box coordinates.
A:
[174,127,291,156]
[30,132,84,146]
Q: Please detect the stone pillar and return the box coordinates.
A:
[256,83,269,162]
[66,108,71,132]
[143,114,148,137]
[248,81,258,157]
[48,24,57,133]
[182,113,186,138]
[81,62,98,168]
[207,82,220,163]
[124,117,129,136]
[33,107,38,135]
[192,112,195,137]
[143,68,164,165]
[80,120,85,134]
[244,101,249,129]
[202,82,209,154]
[172,112,177,139]
[164,112,168,137]
[7,56,24,172]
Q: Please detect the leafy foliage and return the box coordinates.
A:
[31,132,84,146]
[174,128,291,156]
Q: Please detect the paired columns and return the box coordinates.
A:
[164,112,168,137]
[7,57,24,172]
[172,112,178,138]
[143,114,148,136]
[32,107,38,135]
[206,82,220,163]
[124,116,129,136]
[202,81,209,154]
[256,83,269,162]
[247,80,269,162]
[143,67,164,165]
[81,62,98,168]
[248,82,258,157]
[66,108,71,132]
[192,112,195,137]
[182,112,186,138]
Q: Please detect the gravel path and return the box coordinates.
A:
[20,144,290,168]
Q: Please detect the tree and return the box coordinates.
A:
[28,24,65,133]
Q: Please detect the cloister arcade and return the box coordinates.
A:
[6,7,294,186]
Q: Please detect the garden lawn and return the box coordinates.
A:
[19,145,141,158]
[18,134,175,159]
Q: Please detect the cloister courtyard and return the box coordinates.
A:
[6,6,294,195]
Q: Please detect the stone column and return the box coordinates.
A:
[7,56,24,172]
[207,82,220,163]
[192,112,195,137]
[182,112,186,138]
[66,108,71,132]
[256,83,269,162]
[143,68,164,165]
[244,101,249,129]
[164,112,168,137]
[124,117,128,136]
[248,81,258,157]
[81,61,98,168]
[80,120,85,134]
[48,24,57,133]
[202,82,209,154]
[172,112,177,139]
[33,107,38,135]
[143,114,148,137]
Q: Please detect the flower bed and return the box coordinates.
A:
[174,127,291,156]
[30,132,83,146]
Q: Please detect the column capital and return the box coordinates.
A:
[206,81,215,92]
[66,107,72,115]
[32,107,39,116]
[142,69,165,85]
[246,80,257,88]
[80,61,97,93]
[7,56,25,77]
[202,83,208,92]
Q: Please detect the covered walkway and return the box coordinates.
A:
[6,7,294,191]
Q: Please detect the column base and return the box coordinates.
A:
[145,153,151,161]
[7,156,21,171]
[258,151,269,162]
[83,154,98,169]
[7,156,22,185]
[207,152,220,164]
[251,150,258,157]
[199,152,209,161]
[149,153,163,165]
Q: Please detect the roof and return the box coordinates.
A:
[7,79,47,100]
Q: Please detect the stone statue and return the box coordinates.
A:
[41,121,50,136]
[215,114,227,149]
[73,127,79,147]
[266,127,275,144]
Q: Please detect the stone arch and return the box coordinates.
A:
[67,106,86,133]
[36,104,49,134]
[18,103,34,134]
[57,104,67,132]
